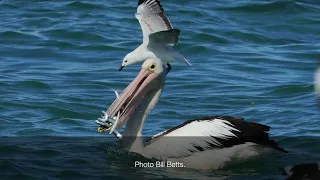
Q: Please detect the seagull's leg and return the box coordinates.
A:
[166,63,171,75]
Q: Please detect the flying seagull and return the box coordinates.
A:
[119,0,192,71]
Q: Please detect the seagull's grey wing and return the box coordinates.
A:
[136,0,178,46]
[148,29,180,46]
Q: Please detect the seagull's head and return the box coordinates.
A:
[119,52,141,71]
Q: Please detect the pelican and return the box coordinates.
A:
[119,0,191,71]
[97,58,288,170]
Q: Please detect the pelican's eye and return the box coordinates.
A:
[149,63,156,71]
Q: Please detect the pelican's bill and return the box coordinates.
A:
[103,68,161,131]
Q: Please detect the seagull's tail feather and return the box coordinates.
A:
[172,50,192,66]
[183,55,192,66]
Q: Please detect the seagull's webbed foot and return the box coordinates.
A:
[166,63,171,75]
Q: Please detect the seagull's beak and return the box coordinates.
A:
[119,65,124,71]
[105,68,160,130]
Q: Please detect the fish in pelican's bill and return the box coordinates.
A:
[97,58,288,170]
[119,0,191,71]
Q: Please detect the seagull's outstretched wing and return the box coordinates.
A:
[136,0,180,46]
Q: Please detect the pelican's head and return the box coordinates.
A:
[107,58,166,129]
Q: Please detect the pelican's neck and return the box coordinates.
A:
[122,83,164,153]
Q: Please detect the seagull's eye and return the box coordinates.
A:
[124,60,128,63]
[149,63,156,71]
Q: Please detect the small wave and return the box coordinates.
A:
[0,31,42,40]
[15,128,56,135]
[65,1,105,10]
[222,30,272,44]
[176,9,206,18]
[0,160,34,179]
[57,119,83,126]
[265,84,313,96]
[77,44,126,51]
[216,0,312,13]
[184,44,210,54]
[0,3,19,9]
[14,80,52,90]
[46,107,85,119]
[42,29,106,43]
[36,39,76,49]
[193,33,229,44]
[57,170,92,179]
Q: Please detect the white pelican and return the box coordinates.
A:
[119,0,191,71]
[97,58,288,170]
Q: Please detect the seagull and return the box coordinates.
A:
[119,0,192,71]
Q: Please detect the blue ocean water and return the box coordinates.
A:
[1,0,320,179]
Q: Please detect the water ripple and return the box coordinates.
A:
[1,0,320,179]
[216,0,315,13]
